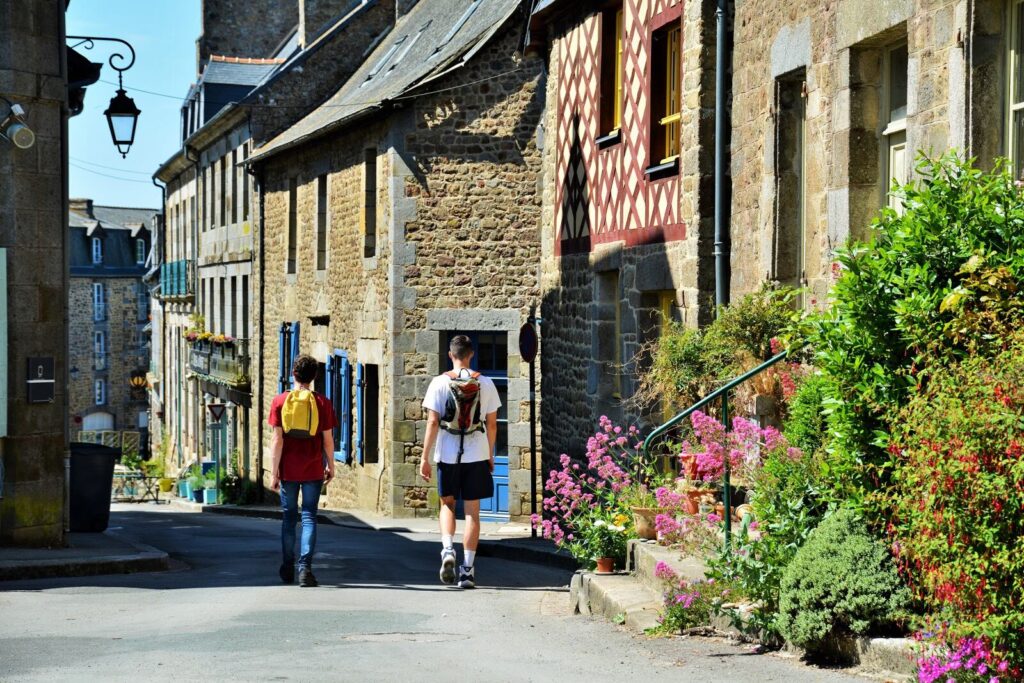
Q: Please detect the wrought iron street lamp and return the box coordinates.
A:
[67,36,141,157]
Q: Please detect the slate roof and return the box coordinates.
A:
[91,205,160,231]
[251,0,524,161]
[201,57,284,87]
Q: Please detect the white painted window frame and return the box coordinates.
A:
[91,237,103,264]
[1008,0,1024,179]
[881,41,909,213]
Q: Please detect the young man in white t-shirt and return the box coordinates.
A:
[420,334,500,588]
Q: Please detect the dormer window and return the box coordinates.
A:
[91,237,103,264]
[135,238,146,264]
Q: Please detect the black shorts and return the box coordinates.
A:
[437,461,494,501]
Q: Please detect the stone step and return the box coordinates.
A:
[569,569,662,633]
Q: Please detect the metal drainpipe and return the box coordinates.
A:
[255,167,266,501]
[185,147,201,465]
[151,177,166,465]
[60,7,71,542]
[713,0,731,311]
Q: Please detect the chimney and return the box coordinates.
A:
[299,0,361,47]
[197,0,298,74]
[69,198,93,218]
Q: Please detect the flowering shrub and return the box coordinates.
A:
[885,335,1024,663]
[651,562,726,634]
[680,410,786,485]
[914,630,1013,683]
[532,417,642,567]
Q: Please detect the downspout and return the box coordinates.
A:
[255,166,267,501]
[186,146,201,465]
[151,176,166,464]
[713,0,732,310]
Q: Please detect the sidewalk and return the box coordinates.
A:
[168,498,578,570]
[0,519,169,582]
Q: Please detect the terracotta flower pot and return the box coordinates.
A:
[682,489,714,515]
[595,557,615,574]
[678,454,699,481]
[631,507,658,540]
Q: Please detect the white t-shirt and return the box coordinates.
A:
[422,370,501,465]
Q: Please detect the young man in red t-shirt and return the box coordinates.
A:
[268,354,336,587]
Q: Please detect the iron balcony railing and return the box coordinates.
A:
[642,346,802,551]
[158,259,193,300]
[188,338,250,390]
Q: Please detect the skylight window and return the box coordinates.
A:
[388,22,430,72]
[431,0,482,58]
[363,36,406,84]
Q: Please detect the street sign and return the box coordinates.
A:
[519,322,538,364]
[207,403,226,423]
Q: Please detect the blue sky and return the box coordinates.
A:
[67,1,201,209]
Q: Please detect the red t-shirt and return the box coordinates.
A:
[268,391,337,482]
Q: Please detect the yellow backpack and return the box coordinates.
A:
[281,389,318,439]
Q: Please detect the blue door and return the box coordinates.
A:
[446,331,509,522]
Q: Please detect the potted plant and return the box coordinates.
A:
[621,483,659,541]
[188,472,205,504]
[202,470,218,505]
[584,515,628,573]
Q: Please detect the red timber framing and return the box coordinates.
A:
[554,0,686,256]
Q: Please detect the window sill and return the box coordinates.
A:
[596,129,622,149]
[644,157,680,180]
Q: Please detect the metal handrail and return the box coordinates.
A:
[641,346,801,550]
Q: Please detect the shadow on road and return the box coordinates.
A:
[0,508,574,594]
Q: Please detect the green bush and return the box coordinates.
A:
[885,334,1024,663]
[806,153,1024,505]
[782,372,829,456]
[777,508,909,651]
[637,284,799,415]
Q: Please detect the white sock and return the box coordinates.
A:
[463,549,476,568]
[441,534,453,551]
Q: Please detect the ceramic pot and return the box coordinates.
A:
[678,454,699,481]
[631,507,658,540]
[595,557,615,573]
[191,487,204,504]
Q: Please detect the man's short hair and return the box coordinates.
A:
[449,335,474,361]
[292,354,319,385]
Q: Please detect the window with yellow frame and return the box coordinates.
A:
[1008,0,1024,180]
[600,6,624,136]
[651,23,681,165]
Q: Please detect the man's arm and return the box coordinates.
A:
[485,412,498,472]
[270,426,284,491]
[420,409,440,481]
[322,430,335,482]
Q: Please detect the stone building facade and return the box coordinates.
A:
[0,0,72,545]
[529,0,718,460]
[249,0,544,520]
[68,200,155,444]
[728,0,1014,307]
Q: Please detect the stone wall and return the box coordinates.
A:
[728,0,999,307]
[198,0,299,70]
[0,0,68,545]
[254,16,545,521]
[68,277,149,433]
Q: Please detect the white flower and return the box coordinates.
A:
[593,519,607,527]
[608,524,625,532]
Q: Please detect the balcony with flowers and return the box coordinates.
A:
[184,326,250,391]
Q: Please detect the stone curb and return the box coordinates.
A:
[190,503,578,571]
[570,569,662,632]
[0,533,170,582]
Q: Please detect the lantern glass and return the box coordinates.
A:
[103,89,140,157]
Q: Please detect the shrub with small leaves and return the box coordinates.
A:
[777,508,909,651]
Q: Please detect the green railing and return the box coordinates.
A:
[641,347,798,551]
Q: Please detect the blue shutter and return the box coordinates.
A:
[340,354,352,462]
[290,321,301,368]
[355,362,364,464]
[277,325,288,393]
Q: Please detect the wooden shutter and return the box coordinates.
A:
[277,325,288,394]
[340,354,352,462]
[290,321,301,369]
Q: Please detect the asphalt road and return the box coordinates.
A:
[0,507,864,682]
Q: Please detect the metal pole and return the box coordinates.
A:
[529,349,537,538]
[721,392,731,551]
[714,0,730,310]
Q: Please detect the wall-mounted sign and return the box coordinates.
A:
[27,357,55,403]
[206,403,226,423]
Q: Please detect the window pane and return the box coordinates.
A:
[1016,4,1024,108]
[1014,110,1024,181]
[888,44,908,122]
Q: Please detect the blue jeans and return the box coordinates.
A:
[280,480,322,571]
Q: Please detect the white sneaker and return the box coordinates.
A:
[439,547,457,585]
[457,565,475,589]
